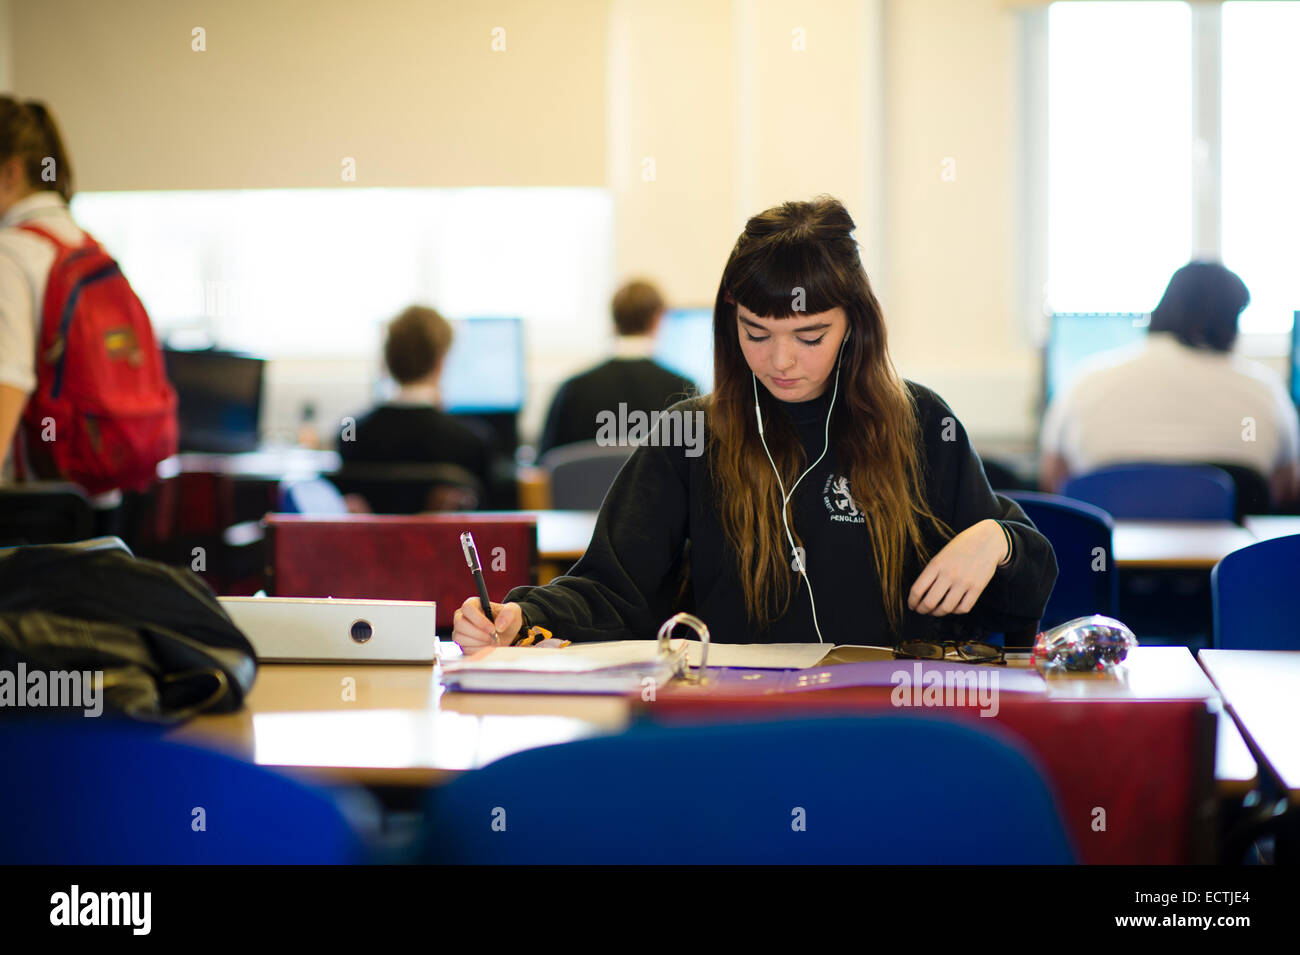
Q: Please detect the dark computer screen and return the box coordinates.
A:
[163,348,265,453]
[1045,312,1149,404]
[655,307,714,393]
[441,317,526,413]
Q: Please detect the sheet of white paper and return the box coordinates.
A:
[449,639,896,674]
[682,641,832,670]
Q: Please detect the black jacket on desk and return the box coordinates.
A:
[506,382,1058,645]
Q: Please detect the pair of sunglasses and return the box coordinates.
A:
[894,639,1006,665]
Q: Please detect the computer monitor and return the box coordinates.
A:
[440,317,526,413]
[655,307,714,393]
[163,348,265,453]
[1290,311,1300,407]
[1045,312,1149,404]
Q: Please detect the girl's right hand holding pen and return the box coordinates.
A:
[453,597,524,650]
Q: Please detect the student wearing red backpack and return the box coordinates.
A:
[0,98,176,528]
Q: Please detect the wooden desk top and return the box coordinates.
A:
[1242,515,1300,542]
[170,663,628,787]
[1111,520,1256,569]
[1198,649,1300,798]
[171,646,1255,794]
[1033,645,1215,700]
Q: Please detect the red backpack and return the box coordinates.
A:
[12,222,177,495]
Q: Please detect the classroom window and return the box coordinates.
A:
[1221,1,1300,334]
[71,187,616,358]
[1045,1,1193,316]
[1039,0,1298,334]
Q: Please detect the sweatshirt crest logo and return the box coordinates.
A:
[823,474,864,523]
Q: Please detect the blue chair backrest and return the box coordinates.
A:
[278,477,349,515]
[0,719,367,864]
[1212,534,1300,650]
[1062,464,1235,521]
[1007,491,1117,628]
[424,716,1075,864]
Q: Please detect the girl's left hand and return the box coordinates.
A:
[908,519,1008,617]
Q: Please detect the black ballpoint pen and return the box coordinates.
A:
[459,531,495,625]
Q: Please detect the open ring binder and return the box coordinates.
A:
[657,612,710,683]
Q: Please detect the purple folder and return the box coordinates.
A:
[692,660,1048,696]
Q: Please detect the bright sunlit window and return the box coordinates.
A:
[1222,1,1300,334]
[1044,0,1300,335]
[71,188,615,357]
[1047,1,1192,314]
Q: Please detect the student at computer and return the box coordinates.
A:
[537,279,697,456]
[340,305,494,512]
[453,197,1057,647]
[1039,261,1300,506]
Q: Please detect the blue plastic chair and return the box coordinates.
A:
[424,716,1075,864]
[1062,464,1235,521]
[1007,491,1117,629]
[0,719,368,864]
[277,477,350,515]
[1212,534,1300,650]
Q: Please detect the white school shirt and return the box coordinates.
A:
[1040,331,1300,478]
[0,191,87,395]
[611,334,657,359]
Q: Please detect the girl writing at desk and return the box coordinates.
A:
[454,197,1057,648]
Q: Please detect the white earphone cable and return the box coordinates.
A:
[752,332,849,644]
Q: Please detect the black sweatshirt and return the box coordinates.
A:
[538,358,697,456]
[340,405,495,487]
[506,381,1058,645]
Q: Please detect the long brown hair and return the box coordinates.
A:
[0,97,74,201]
[707,196,950,634]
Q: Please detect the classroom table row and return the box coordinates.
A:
[171,646,1293,802]
[162,509,1298,824]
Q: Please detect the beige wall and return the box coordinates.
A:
[10,0,607,189]
[606,0,885,305]
[883,0,1041,439]
[607,0,1037,440]
[8,0,1043,441]
[0,1,11,92]
[605,0,737,307]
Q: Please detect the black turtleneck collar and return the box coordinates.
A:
[775,386,834,425]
